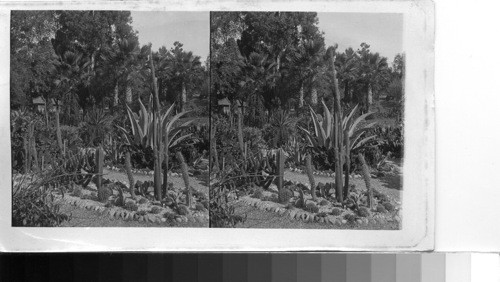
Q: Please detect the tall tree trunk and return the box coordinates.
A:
[124,150,135,199]
[344,82,351,103]
[180,81,187,113]
[114,84,119,109]
[298,82,304,108]
[237,105,245,159]
[55,103,63,154]
[150,50,162,201]
[367,84,373,112]
[162,128,169,193]
[344,132,350,199]
[310,86,317,106]
[210,122,220,172]
[126,84,132,104]
[330,51,344,203]
[44,101,49,127]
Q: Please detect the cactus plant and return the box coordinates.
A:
[278,187,293,204]
[305,153,316,201]
[124,149,135,199]
[358,153,373,209]
[176,151,191,207]
[95,145,104,192]
[277,148,285,191]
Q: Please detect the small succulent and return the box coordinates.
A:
[150,206,162,214]
[331,208,343,216]
[383,202,395,212]
[319,199,329,206]
[201,199,209,210]
[278,188,294,204]
[357,207,371,218]
[251,188,263,199]
[343,213,357,223]
[71,184,83,197]
[163,212,176,221]
[376,205,387,213]
[136,210,148,216]
[98,187,112,203]
[176,204,190,216]
[304,202,319,213]
[194,202,206,211]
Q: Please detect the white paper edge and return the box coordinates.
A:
[0,0,435,252]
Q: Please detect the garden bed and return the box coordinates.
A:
[229,171,402,229]
[51,168,209,227]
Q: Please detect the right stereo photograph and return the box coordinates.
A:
[209,12,404,229]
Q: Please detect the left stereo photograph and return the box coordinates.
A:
[10,10,210,227]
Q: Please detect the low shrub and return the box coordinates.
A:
[98,187,112,203]
[304,202,319,213]
[376,193,389,203]
[124,201,138,211]
[194,202,206,211]
[376,205,387,213]
[331,208,343,216]
[201,199,209,210]
[138,198,148,204]
[383,202,395,212]
[81,194,97,201]
[316,212,328,217]
[278,188,294,204]
[176,204,190,216]
[12,184,70,227]
[251,188,263,199]
[343,213,357,223]
[319,199,329,206]
[71,184,83,197]
[357,207,371,218]
[136,210,148,216]
[150,206,162,214]
[163,212,176,221]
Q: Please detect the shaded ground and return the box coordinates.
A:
[103,168,209,195]
[232,170,402,229]
[58,168,209,227]
[283,171,401,200]
[59,204,206,227]
[233,202,399,230]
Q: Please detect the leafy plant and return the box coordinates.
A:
[12,171,71,227]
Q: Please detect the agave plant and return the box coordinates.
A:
[300,100,376,153]
[300,100,377,199]
[117,97,193,150]
[117,96,194,199]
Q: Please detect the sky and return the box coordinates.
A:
[317,13,403,63]
[129,12,402,65]
[130,11,209,63]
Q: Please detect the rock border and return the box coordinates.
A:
[57,194,209,225]
[237,195,401,227]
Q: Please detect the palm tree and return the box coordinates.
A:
[104,38,143,111]
[357,43,389,113]
[295,39,325,108]
[336,47,359,104]
[53,50,90,153]
[167,42,203,113]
